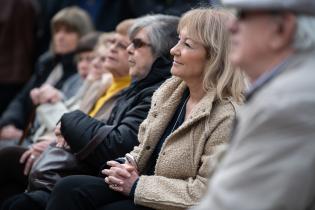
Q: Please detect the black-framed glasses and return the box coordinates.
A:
[106,39,129,50]
[131,38,151,49]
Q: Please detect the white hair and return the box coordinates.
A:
[293,15,315,51]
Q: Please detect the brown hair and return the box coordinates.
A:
[115,19,135,36]
[51,6,94,37]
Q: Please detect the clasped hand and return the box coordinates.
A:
[102,160,139,196]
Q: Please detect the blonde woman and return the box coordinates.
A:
[46,8,246,210]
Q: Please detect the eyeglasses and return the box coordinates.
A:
[105,39,129,50]
[131,38,151,49]
[235,9,250,20]
[235,9,280,20]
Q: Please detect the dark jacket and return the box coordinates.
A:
[60,56,172,172]
[0,51,77,130]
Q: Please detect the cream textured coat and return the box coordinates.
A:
[130,77,237,210]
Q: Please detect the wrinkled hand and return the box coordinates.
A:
[37,84,62,104]
[102,161,139,196]
[0,125,23,140]
[55,123,68,148]
[19,140,51,175]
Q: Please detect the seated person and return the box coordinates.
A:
[0,19,134,205]
[45,8,246,210]
[0,31,99,204]
[0,14,178,210]
[0,6,93,144]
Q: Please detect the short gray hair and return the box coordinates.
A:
[129,14,179,58]
[293,15,315,51]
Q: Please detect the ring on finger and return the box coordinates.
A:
[30,154,36,160]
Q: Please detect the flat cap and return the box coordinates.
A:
[221,0,315,16]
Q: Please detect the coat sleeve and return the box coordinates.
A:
[134,115,233,210]
[193,98,315,210]
[60,94,152,170]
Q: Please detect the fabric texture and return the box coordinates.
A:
[79,74,113,115]
[45,175,153,210]
[129,76,237,210]
[89,75,131,117]
[60,56,172,172]
[192,50,315,210]
[27,143,89,192]
[0,51,77,130]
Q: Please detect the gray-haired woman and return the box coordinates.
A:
[46,8,246,210]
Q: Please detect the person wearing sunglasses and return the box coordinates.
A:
[45,9,246,210]
[0,14,175,210]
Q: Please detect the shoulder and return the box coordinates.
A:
[151,76,184,103]
[209,100,237,126]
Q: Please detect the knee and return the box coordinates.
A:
[52,175,83,197]
[1,193,40,210]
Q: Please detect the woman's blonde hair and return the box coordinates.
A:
[178,8,246,102]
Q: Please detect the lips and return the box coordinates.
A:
[107,56,117,62]
[173,60,183,65]
[128,59,136,66]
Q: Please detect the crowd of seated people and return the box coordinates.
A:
[1,0,315,209]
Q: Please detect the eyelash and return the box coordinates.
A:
[184,42,191,48]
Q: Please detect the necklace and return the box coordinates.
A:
[170,94,190,134]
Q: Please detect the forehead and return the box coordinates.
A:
[114,33,129,43]
[179,27,201,43]
[132,28,149,41]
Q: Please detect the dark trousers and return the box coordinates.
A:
[0,146,28,205]
[46,175,153,210]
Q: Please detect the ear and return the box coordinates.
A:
[270,13,296,51]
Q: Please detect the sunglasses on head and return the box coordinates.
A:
[131,38,151,49]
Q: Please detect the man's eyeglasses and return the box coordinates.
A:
[235,9,280,20]
[131,38,151,49]
[106,39,129,50]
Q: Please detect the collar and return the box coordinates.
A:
[245,55,291,101]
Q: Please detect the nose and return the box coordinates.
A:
[127,43,134,55]
[108,42,118,52]
[170,42,180,57]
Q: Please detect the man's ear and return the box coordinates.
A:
[270,13,296,51]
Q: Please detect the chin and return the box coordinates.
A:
[170,68,181,77]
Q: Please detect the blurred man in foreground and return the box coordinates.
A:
[193,0,315,209]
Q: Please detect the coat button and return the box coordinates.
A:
[153,113,157,118]
[162,152,166,155]
[145,146,151,150]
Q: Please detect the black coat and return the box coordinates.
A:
[0,51,77,130]
[60,56,172,172]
